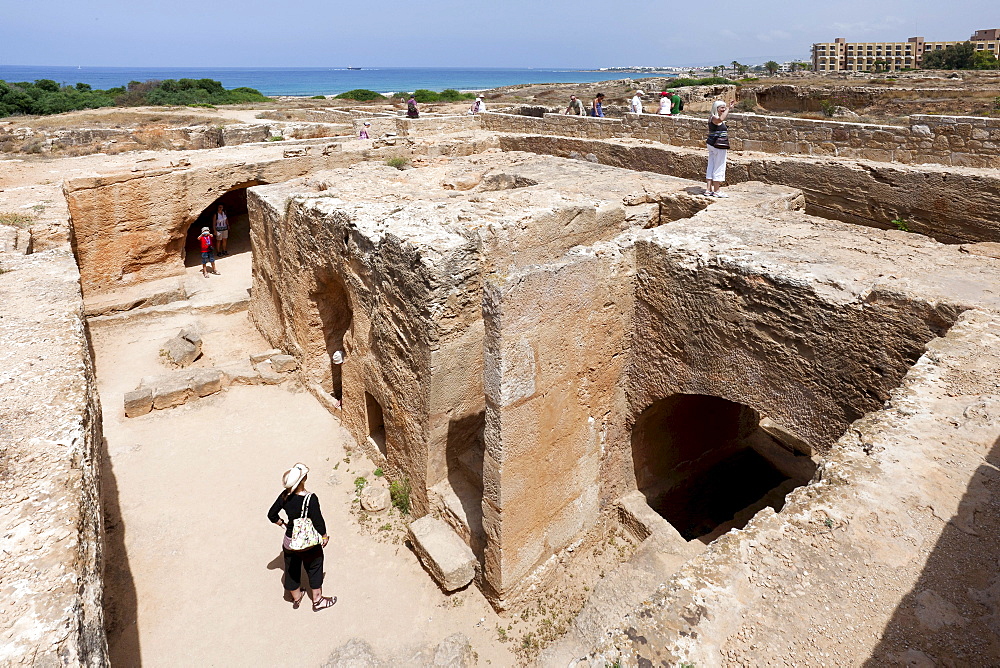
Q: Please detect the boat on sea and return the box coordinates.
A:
[346,66,361,70]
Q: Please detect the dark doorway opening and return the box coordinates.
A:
[312,275,352,401]
[365,392,386,457]
[183,187,253,267]
[446,411,486,561]
[632,394,817,542]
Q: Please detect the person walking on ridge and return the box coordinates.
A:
[670,89,683,115]
[268,463,337,611]
[565,94,584,115]
[705,99,734,197]
[406,94,419,118]
[590,92,605,117]
[658,91,672,115]
[630,90,644,114]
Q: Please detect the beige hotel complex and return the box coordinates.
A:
[812,28,1000,72]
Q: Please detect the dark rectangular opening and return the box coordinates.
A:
[365,391,386,456]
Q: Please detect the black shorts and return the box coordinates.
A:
[283,545,324,590]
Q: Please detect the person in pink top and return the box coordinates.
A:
[359,121,371,139]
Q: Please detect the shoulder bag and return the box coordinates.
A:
[286,493,322,550]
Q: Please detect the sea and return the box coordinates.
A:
[0,66,676,97]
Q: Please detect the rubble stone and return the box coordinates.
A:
[360,485,390,513]
[152,375,193,409]
[161,334,200,367]
[250,349,281,363]
[270,354,298,373]
[189,369,224,397]
[124,387,153,417]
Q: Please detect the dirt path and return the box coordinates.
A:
[91,262,515,666]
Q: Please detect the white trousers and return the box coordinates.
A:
[706,144,728,182]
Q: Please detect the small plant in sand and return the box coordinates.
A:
[353,476,368,495]
[891,218,910,232]
[385,156,409,170]
[373,467,384,477]
[267,135,285,142]
[389,478,411,514]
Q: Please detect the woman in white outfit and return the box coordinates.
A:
[658,92,672,115]
[706,100,733,197]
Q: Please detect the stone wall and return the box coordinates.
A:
[497,134,1000,244]
[481,244,634,605]
[0,250,107,666]
[481,110,1000,169]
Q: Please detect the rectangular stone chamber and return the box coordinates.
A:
[242,149,1000,610]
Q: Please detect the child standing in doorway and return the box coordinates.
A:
[198,227,220,278]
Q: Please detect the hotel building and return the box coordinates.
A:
[812,28,1000,72]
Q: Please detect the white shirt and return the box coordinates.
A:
[658,97,672,115]
[630,95,643,114]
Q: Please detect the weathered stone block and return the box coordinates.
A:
[270,354,299,373]
[152,375,193,409]
[161,335,200,367]
[408,516,476,592]
[360,485,391,513]
[179,327,202,347]
[190,369,224,397]
[219,361,260,386]
[124,387,153,417]
[250,348,281,363]
[256,361,284,385]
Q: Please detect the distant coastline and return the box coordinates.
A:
[0,66,645,97]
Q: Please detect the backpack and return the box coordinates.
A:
[678,97,685,111]
[199,234,212,252]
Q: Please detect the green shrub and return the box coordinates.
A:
[386,156,409,170]
[334,89,385,101]
[891,218,910,232]
[412,89,440,103]
[267,135,285,142]
[389,478,411,514]
[354,476,368,495]
[310,95,326,99]
[437,89,476,101]
[668,76,738,88]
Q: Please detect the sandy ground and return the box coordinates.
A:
[91,260,516,667]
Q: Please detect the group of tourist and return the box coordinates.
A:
[196,203,231,278]
[561,89,735,197]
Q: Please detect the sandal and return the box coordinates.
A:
[290,589,305,609]
[312,595,337,612]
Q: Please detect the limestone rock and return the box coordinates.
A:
[429,633,475,667]
[189,369,224,397]
[408,516,476,592]
[360,485,390,513]
[270,354,298,373]
[219,361,261,386]
[152,375,193,409]
[250,348,281,363]
[161,334,200,367]
[321,638,386,668]
[959,242,1000,260]
[256,360,284,385]
[124,387,153,418]
[179,326,202,347]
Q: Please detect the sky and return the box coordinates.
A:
[1,0,997,68]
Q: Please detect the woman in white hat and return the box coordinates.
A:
[267,463,336,611]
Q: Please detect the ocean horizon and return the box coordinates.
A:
[0,66,678,97]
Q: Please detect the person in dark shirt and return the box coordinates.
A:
[267,463,336,611]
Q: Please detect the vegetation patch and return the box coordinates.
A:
[334,89,385,101]
[0,212,34,228]
[0,78,268,118]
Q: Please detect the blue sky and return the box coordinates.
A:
[0,0,996,68]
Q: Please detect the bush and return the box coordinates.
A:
[668,76,738,88]
[386,156,409,170]
[412,89,440,103]
[389,478,411,514]
[310,95,326,99]
[0,77,266,118]
[0,212,34,228]
[334,89,385,101]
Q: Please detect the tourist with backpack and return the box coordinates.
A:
[197,227,220,278]
[406,94,419,118]
[670,90,683,115]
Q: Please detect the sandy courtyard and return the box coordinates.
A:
[90,265,515,666]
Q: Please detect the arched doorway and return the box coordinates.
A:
[631,394,817,542]
[310,273,353,401]
[183,186,255,267]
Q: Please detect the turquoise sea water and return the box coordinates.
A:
[0,66,674,97]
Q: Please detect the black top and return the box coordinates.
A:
[268,491,327,537]
[708,119,728,134]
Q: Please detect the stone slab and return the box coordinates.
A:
[151,375,193,409]
[124,387,153,418]
[270,354,298,373]
[407,516,476,592]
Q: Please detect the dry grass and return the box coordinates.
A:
[0,212,35,228]
[24,110,231,131]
